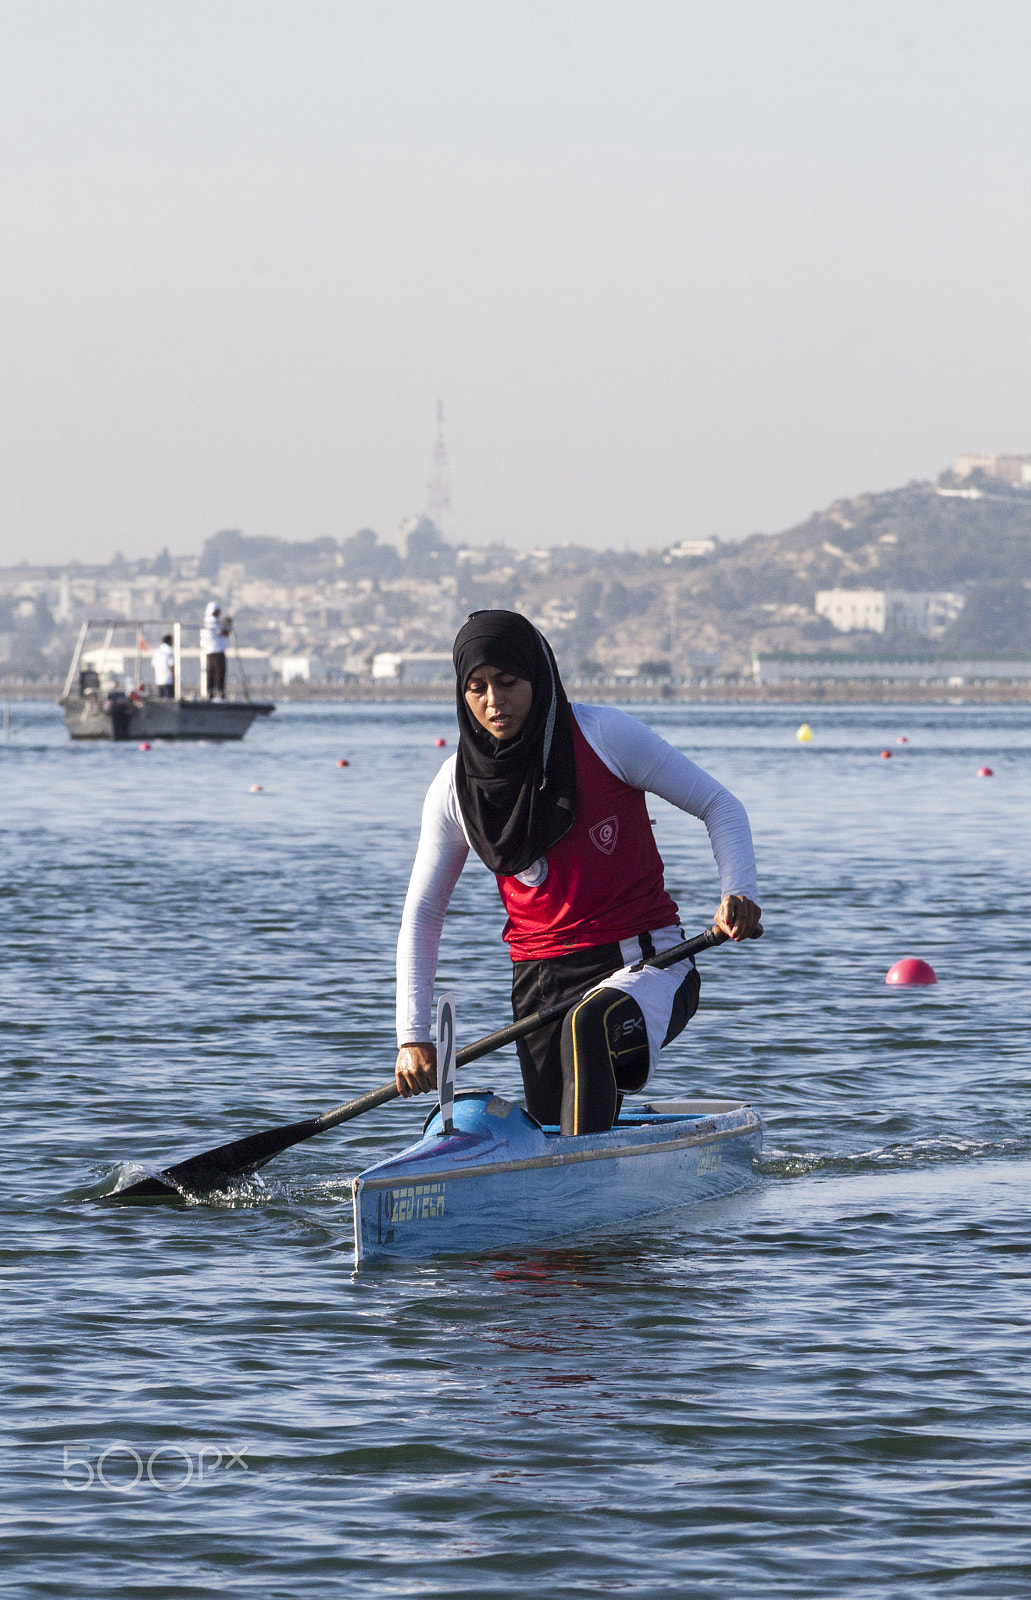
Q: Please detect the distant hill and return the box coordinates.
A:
[485,478,1031,676]
[3,470,1030,683]
[663,478,1031,666]
[192,477,1031,671]
[757,480,1031,593]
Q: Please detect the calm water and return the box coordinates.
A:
[1,698,1029,1598]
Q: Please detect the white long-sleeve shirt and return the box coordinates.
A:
[396,703,758,1045]
[200,613,230,655]
[150,641,175,687]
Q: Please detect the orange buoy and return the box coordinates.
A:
[977,766,993,777]
[880,749,892,759]
[434,737,447,748]
[897,735,908,744]
[336,759,350,767]
[886,958,937,986]
[249,784,264,793]
[138,742,152,751]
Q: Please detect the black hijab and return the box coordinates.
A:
[453,610,577,876]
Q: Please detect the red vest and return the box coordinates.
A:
[497,718,679,960]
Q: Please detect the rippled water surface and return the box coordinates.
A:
[2,699,1029,1597]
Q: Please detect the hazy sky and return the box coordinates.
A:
[3,0,1031,564]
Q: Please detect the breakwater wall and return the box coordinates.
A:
[8,681,1031,706]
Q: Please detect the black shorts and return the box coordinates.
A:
[511,939,699,1126]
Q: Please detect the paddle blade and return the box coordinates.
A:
[437,992,456,1133]
[97,1172,184,1204]
[106,1115,325,1203]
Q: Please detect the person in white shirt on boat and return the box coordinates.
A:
[395,609,760,1136]
[151,634,175,699]
[201,602,231,700]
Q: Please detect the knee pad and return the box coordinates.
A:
[569,988,649,1094]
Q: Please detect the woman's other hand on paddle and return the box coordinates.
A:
[715,894,762,941]
[395,1043,438,1097]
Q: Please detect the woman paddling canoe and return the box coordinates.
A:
[395,610,760,1135]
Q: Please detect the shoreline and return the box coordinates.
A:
[5,681,1031,706]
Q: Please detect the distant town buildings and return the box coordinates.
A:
[814,588,964,639]
[271,655,323,685]
[2,458,1026,687]
[371,652,454,684]
[953,452,1031,487]
[665,538,717,561]
[754,655,1031,686]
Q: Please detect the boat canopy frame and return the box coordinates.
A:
[60,618,255,705]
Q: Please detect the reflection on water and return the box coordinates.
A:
[2,699,1029,1598]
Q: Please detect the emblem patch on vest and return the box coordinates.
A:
[514,856,549,887]
[589,816,619,855]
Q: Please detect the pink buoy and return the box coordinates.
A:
[138,742,151,751]
[886,958,937,987]
[336,759,350,767]
[977,766,993,777]
[897,735,908,744]
[434,737,447,748]
[880,749,892,759]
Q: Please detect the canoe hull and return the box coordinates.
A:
[353,1091,762,1264]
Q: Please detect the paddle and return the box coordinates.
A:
[107,921,760,1202]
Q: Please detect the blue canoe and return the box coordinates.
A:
[352,1087,763,1264]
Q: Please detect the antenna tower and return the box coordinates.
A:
[425,400,451,525]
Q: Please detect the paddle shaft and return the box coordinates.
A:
[314,923,747,1134]
[111,920,759,1198]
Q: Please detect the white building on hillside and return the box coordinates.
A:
[371,652,453,684]
[272,655,324,684]
[815,588,965,638]
[665,538,717,561]
[954,452,1031,486]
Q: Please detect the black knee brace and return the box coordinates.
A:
[560,988,649,1136]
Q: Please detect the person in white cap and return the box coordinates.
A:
[201,602,231,700]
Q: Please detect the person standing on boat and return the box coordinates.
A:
[151,634,175,699]
[395,609,760,1136]
[201,602,231,700]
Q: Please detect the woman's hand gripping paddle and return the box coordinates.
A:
[104,921,761,1203]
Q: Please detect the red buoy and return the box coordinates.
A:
[434,738,447,748]
[886,958,937,987]
[138,742,152,751]
[880,749,892,759]
[977,766,993,777]
[336,759,349,767]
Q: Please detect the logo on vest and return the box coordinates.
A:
[589,816,619,855]
[514,856,549,887]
